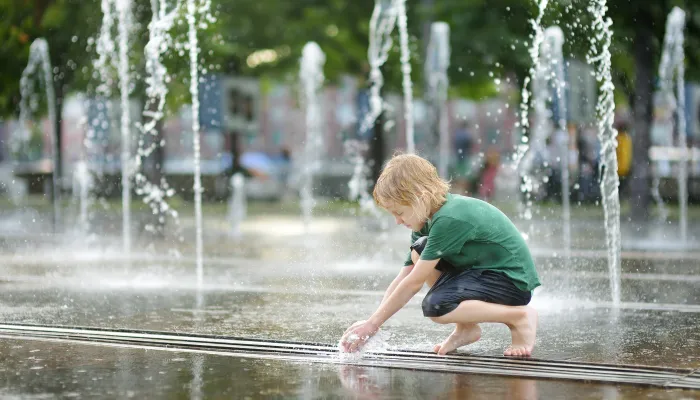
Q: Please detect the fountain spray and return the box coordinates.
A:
[586,0,622,305]
[17,39,60,231]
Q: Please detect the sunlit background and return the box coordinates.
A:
[0,0,699,398]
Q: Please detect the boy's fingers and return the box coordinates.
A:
[348,334,368,353]
[346,341,356,352]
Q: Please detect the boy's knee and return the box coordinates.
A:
[422,294,452,321]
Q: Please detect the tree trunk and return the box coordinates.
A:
[230,132,242,174]
[422,0,434,87]
[629,8,654,220]
[54,81,63,185]
[370,111,385,187]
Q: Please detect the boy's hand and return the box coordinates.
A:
[341,320,367,337]
[340,321,379,353]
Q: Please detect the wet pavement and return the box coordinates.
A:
[2,277,700,369]
[1,207,700,397]
[4,338,697,399]
[2,245,700,370]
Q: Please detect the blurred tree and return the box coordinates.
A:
[4,1,700,113]
[606,0,700,219]
[3,0,700,214]
[426,0,700,218]
[0,0,102,193]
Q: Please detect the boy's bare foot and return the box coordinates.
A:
[504,306,538,357]
[433,324,481,355]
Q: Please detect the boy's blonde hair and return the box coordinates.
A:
[373,153,450,221]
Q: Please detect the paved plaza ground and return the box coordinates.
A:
[1,198,699,398]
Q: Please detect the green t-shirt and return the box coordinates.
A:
[404,193,541,292]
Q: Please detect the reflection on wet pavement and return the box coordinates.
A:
[2,281,700,369]
[1,338,695,399]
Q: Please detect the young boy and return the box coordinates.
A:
[340,153,540,356]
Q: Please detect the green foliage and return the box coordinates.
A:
[0,0,35,116]
[0,0,102,117]
[3,0,700,119]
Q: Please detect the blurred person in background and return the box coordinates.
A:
[477,147,500,201]
[615,121,633,196]
[451,121,475,194]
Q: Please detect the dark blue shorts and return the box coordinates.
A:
[410,236,532,318]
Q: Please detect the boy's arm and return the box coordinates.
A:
[341,264,415,338]
[369,258,438,327]
[341,258,439,352]
[380,264,414,306]
[381,247,421,306]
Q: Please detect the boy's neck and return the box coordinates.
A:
[428,195,449,219]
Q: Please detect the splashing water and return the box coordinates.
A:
[133,0,180,237]
[87,0,118,227]
[348,0,396,227]
[515,14,573,258]
[657,7,688,242]
[299,42,326,232]
[347,141,386,230]
[542,26,571,256]
[394,0,415,154]
[227,173,246,238]
[586,0,621,305]
[347,142,368,204]
[186,0,213,285]
[362,0,397,134]
[115,0,134,254]
[348,0,416,225]
[72,160,93,234]
[16,39,60,230]
[336,329,392,361]
[425,22,450,177]
[94,0,118,100]
[514,0,549,225]
[81,98,108,234]
[134,0,179,238]
[650,173,669,222]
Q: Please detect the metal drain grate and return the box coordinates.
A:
[0,323,697,390]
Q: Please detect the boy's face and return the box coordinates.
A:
[386,203,426,232]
